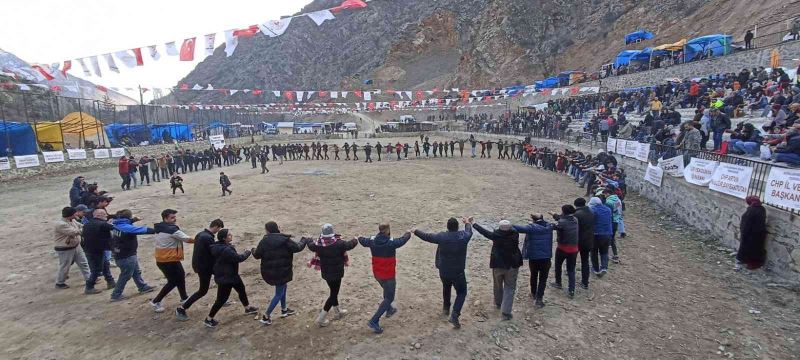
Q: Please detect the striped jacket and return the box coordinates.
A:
[153,222,193,263]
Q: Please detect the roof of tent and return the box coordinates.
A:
[149,123,193,142]
[0,121,38,156]
[33,112,111,150]
[685,34,732,60]
[277,122,294,128]
[542,77,559,87]
[625,30,654,44]
[653,39,687,51]
[614,50,641,68]
[104,123,151,145]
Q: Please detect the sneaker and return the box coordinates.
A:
[106,281,116,290]
[598,270,607,278]
[568,291,575,299]
[259,315,272,326]
[150,300,165,313]
[580,284,589,290]
[139,285,156,294]
[244,306,258,315]
[280,308,297,318]
[620,233,626,238]
[175,307,189,321]
[442,307,450,317]
[223,300,234,307]
[55,283,69,289]
[551,282,562,290]
[535,299,545,309]
[501,313,513,321]
[367,320,384,334]
[495,303,502,309]
[612,256,620,264]
[385,307,397,318]
[203,318,219,328]
[449,316,461,329]
[84,288,102,295]
[110,296,126,302]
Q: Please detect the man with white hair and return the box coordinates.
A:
[472,219,522,320]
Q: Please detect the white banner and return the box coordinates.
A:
[644,163,664,187]
[763,168,800,211]
[606,138,616,153]
[615,139,627,155]
[93,149,110,159]
[683,158,718,186]
[709,163,754,199]
[635,143,650,162]
[625,141,638,158]
[110,148,126,158]
[14,154,40,168]
[209,134,226,150]
[659,155,685,177]
[67,148,87,160]
[0,157,10,170]
[43,151,65,163]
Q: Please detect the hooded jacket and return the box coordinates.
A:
[414,225,473,277]
[573,206,596,251]
[153,222,193,263]
[54,217,83,251]
[472,224,522,269]
[191,229,216,274]
[358,232,411,280]
[605,195,623,223]
[552,214,580,253]
[110,218,155,259]
[210,241,251,285]
[82,217,114,254]
[69,177,83,208]
[252,233,307,285]
[589,198,613,236]
[514,220,554,261]
[307,236,358,281]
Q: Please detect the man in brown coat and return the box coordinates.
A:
[55,206,90,289]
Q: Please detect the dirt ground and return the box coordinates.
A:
[0,135,798,360]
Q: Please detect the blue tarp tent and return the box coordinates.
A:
[542,77,560,89]
[614,50,641,68]
[104,124,151,146]
[625,30,654,45]
[534,80,545,91]
[259,122,277,130]
[684,34,732,62]
[504,85,525,96]
[149,123,193,143]
[0,121,38,156]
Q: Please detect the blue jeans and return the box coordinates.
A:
[591,235,611,272]
[440,272,467,318]
[370,278,396,324]
[265,283,287,317]
[85,251,114,290]
[111,255,149,299]
[712,130,725,151]
[775,152,800,165]
[732,141,759,156]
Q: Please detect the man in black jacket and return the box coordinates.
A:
[414,217,473,329]
[82,209,116,294]
[550,205,580,298]
[177,219,224,320]
[472,220,522,320]
[573,198,595,289]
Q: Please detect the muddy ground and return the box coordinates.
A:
[0,136,797,360]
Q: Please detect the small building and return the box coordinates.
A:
[277,122,294,135]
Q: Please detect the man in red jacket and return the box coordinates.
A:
[118,156,131,191]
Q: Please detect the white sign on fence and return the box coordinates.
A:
[615,139,627,155]
[659,155,685,177]
[606,138,617,153]
[66,149,86,160]
[625,141,638,158]
[635,142,650,162]
[644,163,664,187]
[93,149,110,159]
[683,158,718,186]
[0,157,10,170]
[209,134,226,150]
[110,148,126,158]
[763,168,800,211]
[708,163,754,199]
[42,151,65,163]
[14,154,40,168]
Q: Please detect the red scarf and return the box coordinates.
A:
[307,234,349,270]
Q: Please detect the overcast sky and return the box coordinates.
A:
[1,0,308,100]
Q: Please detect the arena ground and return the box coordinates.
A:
[0,136,798,360]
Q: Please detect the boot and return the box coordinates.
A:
[332,306,347,320]
[316,310,330,327]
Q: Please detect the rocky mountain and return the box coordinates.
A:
[176,0,788,104]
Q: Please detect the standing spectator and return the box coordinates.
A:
[744,30,754,50]
[54,207,90,289]
[736,196,767,270]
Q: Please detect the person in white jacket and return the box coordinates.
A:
[54,207,90,289]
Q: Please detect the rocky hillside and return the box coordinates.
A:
[176,0,788,104]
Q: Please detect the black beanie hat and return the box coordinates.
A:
[62,206,77,218]
[217,229,229,241]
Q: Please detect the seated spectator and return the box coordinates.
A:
[772,122,800,166]
[730,123,762,156]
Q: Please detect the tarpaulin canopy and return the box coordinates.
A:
[625,30,654,44]
[557,71,585,86]
[105,123,150,146]
[614,50,641,68]
[684,34,732,62]
[34,122,64,150]
[0,121,38,156]
[504,85,525,96]
[149,123,193,143]
[259,122,277,129]
[653,39,687,51]
[629,48,671,63]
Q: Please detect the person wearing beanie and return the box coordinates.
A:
[356,223,412,334]
[219,172,232,196]
[413,217,474,329]
[204,229,257,328]
[109,209,157,301]
[513,213,554,308]
[572,198,595,290]
[252,221,310,326]
[472,219,522,320]
[549,205,580,298]
[54,206,90,289]
[177,219,225,321]
[306,223,358,327]
[148,209,194,314]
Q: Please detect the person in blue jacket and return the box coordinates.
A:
[109,209,156,301]
[413,217,473,329]
[589,197,613,276]
[513,214,554,308]
[69,176,85,207]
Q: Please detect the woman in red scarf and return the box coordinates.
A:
[736,196,768,270]
[306,223,357,327]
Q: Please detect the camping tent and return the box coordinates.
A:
[34,122,65,150]
[625,30,654,44]
[0,121,38,156]
[149,123,193,143]
[33,112,110,150]
[614,50,641,68]
[105,124,150,146]
[684,34,732,62]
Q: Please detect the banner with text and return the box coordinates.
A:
[43,151,65,163]
[607,138,617,153]
[209,134,226,150]
[0,157,10,170]
[645,163,664,187]
[93,149,110,159]
[635,142,650,162]
[708,163,754,199]
[763,168,800,211]
[14,155,40,168]
[625,141,638,158]
[659,155,685,177]
[683,158,718,186]
[67,149,87,160]
[110,148,126,158]
[616,139,627,155]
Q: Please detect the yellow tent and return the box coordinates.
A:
[34,122,65,150]
[34,112,111,149]
[653,39,687,52]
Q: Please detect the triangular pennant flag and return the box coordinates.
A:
[204,34,216,56]
[76,58,91,76]
[61,60,72,76]
[363,91,371,101]
[180,38,196,61]
[50,63,61,79]
[96,85,108,93]
[331,0,367,13]
[307,91,315,99]
[206,84,214,90]
[233,25,259,38]
[147,45,161,61]
[192,84,203,90]
[259,18,292,37]
[31,64,55,81]
[319,91,329,98]
[284,91,295,101]
[331,91,338,99]
[165,42,179,56]
[354,90,363,98]
[89,56,102,77]
[273,90,281,97]
[115,50,140,68]
[103,54,120,73]
[223,30,239,57]
[307,10,335,26]
[341,91,349,98]
[230,89,239,95]
[18,84,30,91]
[295,91,304,101]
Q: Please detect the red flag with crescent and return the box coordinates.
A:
[180,38,196,61]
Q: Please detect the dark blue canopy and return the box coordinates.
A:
[105,124,150,146]
[684,34,732,62]
[614,50,641,68]
[625,30,654,44]
[149,123,193,143]
[0,121,38,156]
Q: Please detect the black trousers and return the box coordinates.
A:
[554,249,577,292]
[209,278,248,318]
[441,272,467,317]
[152,261,187,303]
[140,166,150,184]
[182,272,212,310]
[579,248,591,287]
[528,259,551,299]
[323,278,341,311]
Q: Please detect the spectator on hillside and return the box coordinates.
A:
[745,30,754,49]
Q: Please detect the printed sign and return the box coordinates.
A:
[67,148,86,160]
[110,148,126,158]
[14,154,40,168]
[709,163,754,199]
[615,139,627,155]
[209,134,226,150]
[644,163,664,187]
[625,140,638,158]
[635,142,650,162]
[606,138,617,153]
[0,157,10,170]
[43,151,65,163]
[683,158,718,186]
[93,149,110,159]
[763,168,800,211]
[659,155,685,177]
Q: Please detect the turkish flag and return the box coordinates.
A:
[179,83,189,91]
[353,90,363,98]
[32,65,55,81]
[331,0,367,13]
[415,91,424,100]
[179,38,196,61]
[51,85,62,92]
[96,85,108,93]
[233,25,259,38]
[61,60,72,76]
[284,91,295,101]
[252,89,263,96]
[319,91,329,98]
